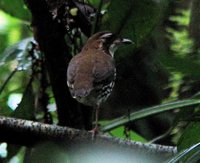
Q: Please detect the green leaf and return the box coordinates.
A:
[110,126,147,142]
[101,99,200,132]
[101,0,169,58]
[0,0,31,21]
[0,103,12,116]
[158,54,200,80]
[0,37,34,70]
[185,149,200,163]
[0,88,22,116]
[178,122,200,151]
[12,81,35,120]
[87,0,101,7]
[4,82,35,162]
[0,68,17,95]
[1,37,33,61]
[166,142,200,163]
[4,145,22,163]
[27,143,70,162]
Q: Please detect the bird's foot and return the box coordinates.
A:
[90,126,99,139]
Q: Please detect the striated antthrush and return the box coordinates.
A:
[67,31,132,133]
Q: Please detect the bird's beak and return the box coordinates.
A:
[113,38,133,45]
[121,38,133,44]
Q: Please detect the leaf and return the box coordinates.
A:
[0,0,31,21]
[1,37,33,62]
[26,143,70,163]
[158,54,200,80]
[3,145,22,163]
[88,0,101,6]
[0,104,12,116]
[12,81,35,120]
[0,88,22,116]
[4,82,35,162]
[101,99,200,132]
[166,142,200,163]
[185,149,200,163]
[178,122,200,151]
[0,68,17,95]
[0,37,34,70]
[110,126,147,142]
[101,0,169,58]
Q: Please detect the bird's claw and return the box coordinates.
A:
[90,126,99,139]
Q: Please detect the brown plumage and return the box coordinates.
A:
[67,31,132,133]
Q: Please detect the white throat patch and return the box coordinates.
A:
[109,44,118,57]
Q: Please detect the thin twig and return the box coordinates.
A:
[149,111,200,144]
[148,126,174,144]
[0,68,18,95]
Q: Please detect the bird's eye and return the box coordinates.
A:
[95,40,103,49]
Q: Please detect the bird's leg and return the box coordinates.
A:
[90,104,100,138]
[94,104,100,131]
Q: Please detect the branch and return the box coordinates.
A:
[0,116,177,158]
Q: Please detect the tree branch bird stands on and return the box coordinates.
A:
[67,31,132,136]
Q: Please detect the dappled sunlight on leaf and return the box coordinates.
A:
[0,0,31,21]
[7,93,22,111]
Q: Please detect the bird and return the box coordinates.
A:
[67,31,132,135]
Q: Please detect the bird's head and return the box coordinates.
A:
[82,31,132,57]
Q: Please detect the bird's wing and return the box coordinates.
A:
[92,54,116,85]
[67,56,78,88]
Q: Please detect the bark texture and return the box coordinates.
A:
[0,116,177,159]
